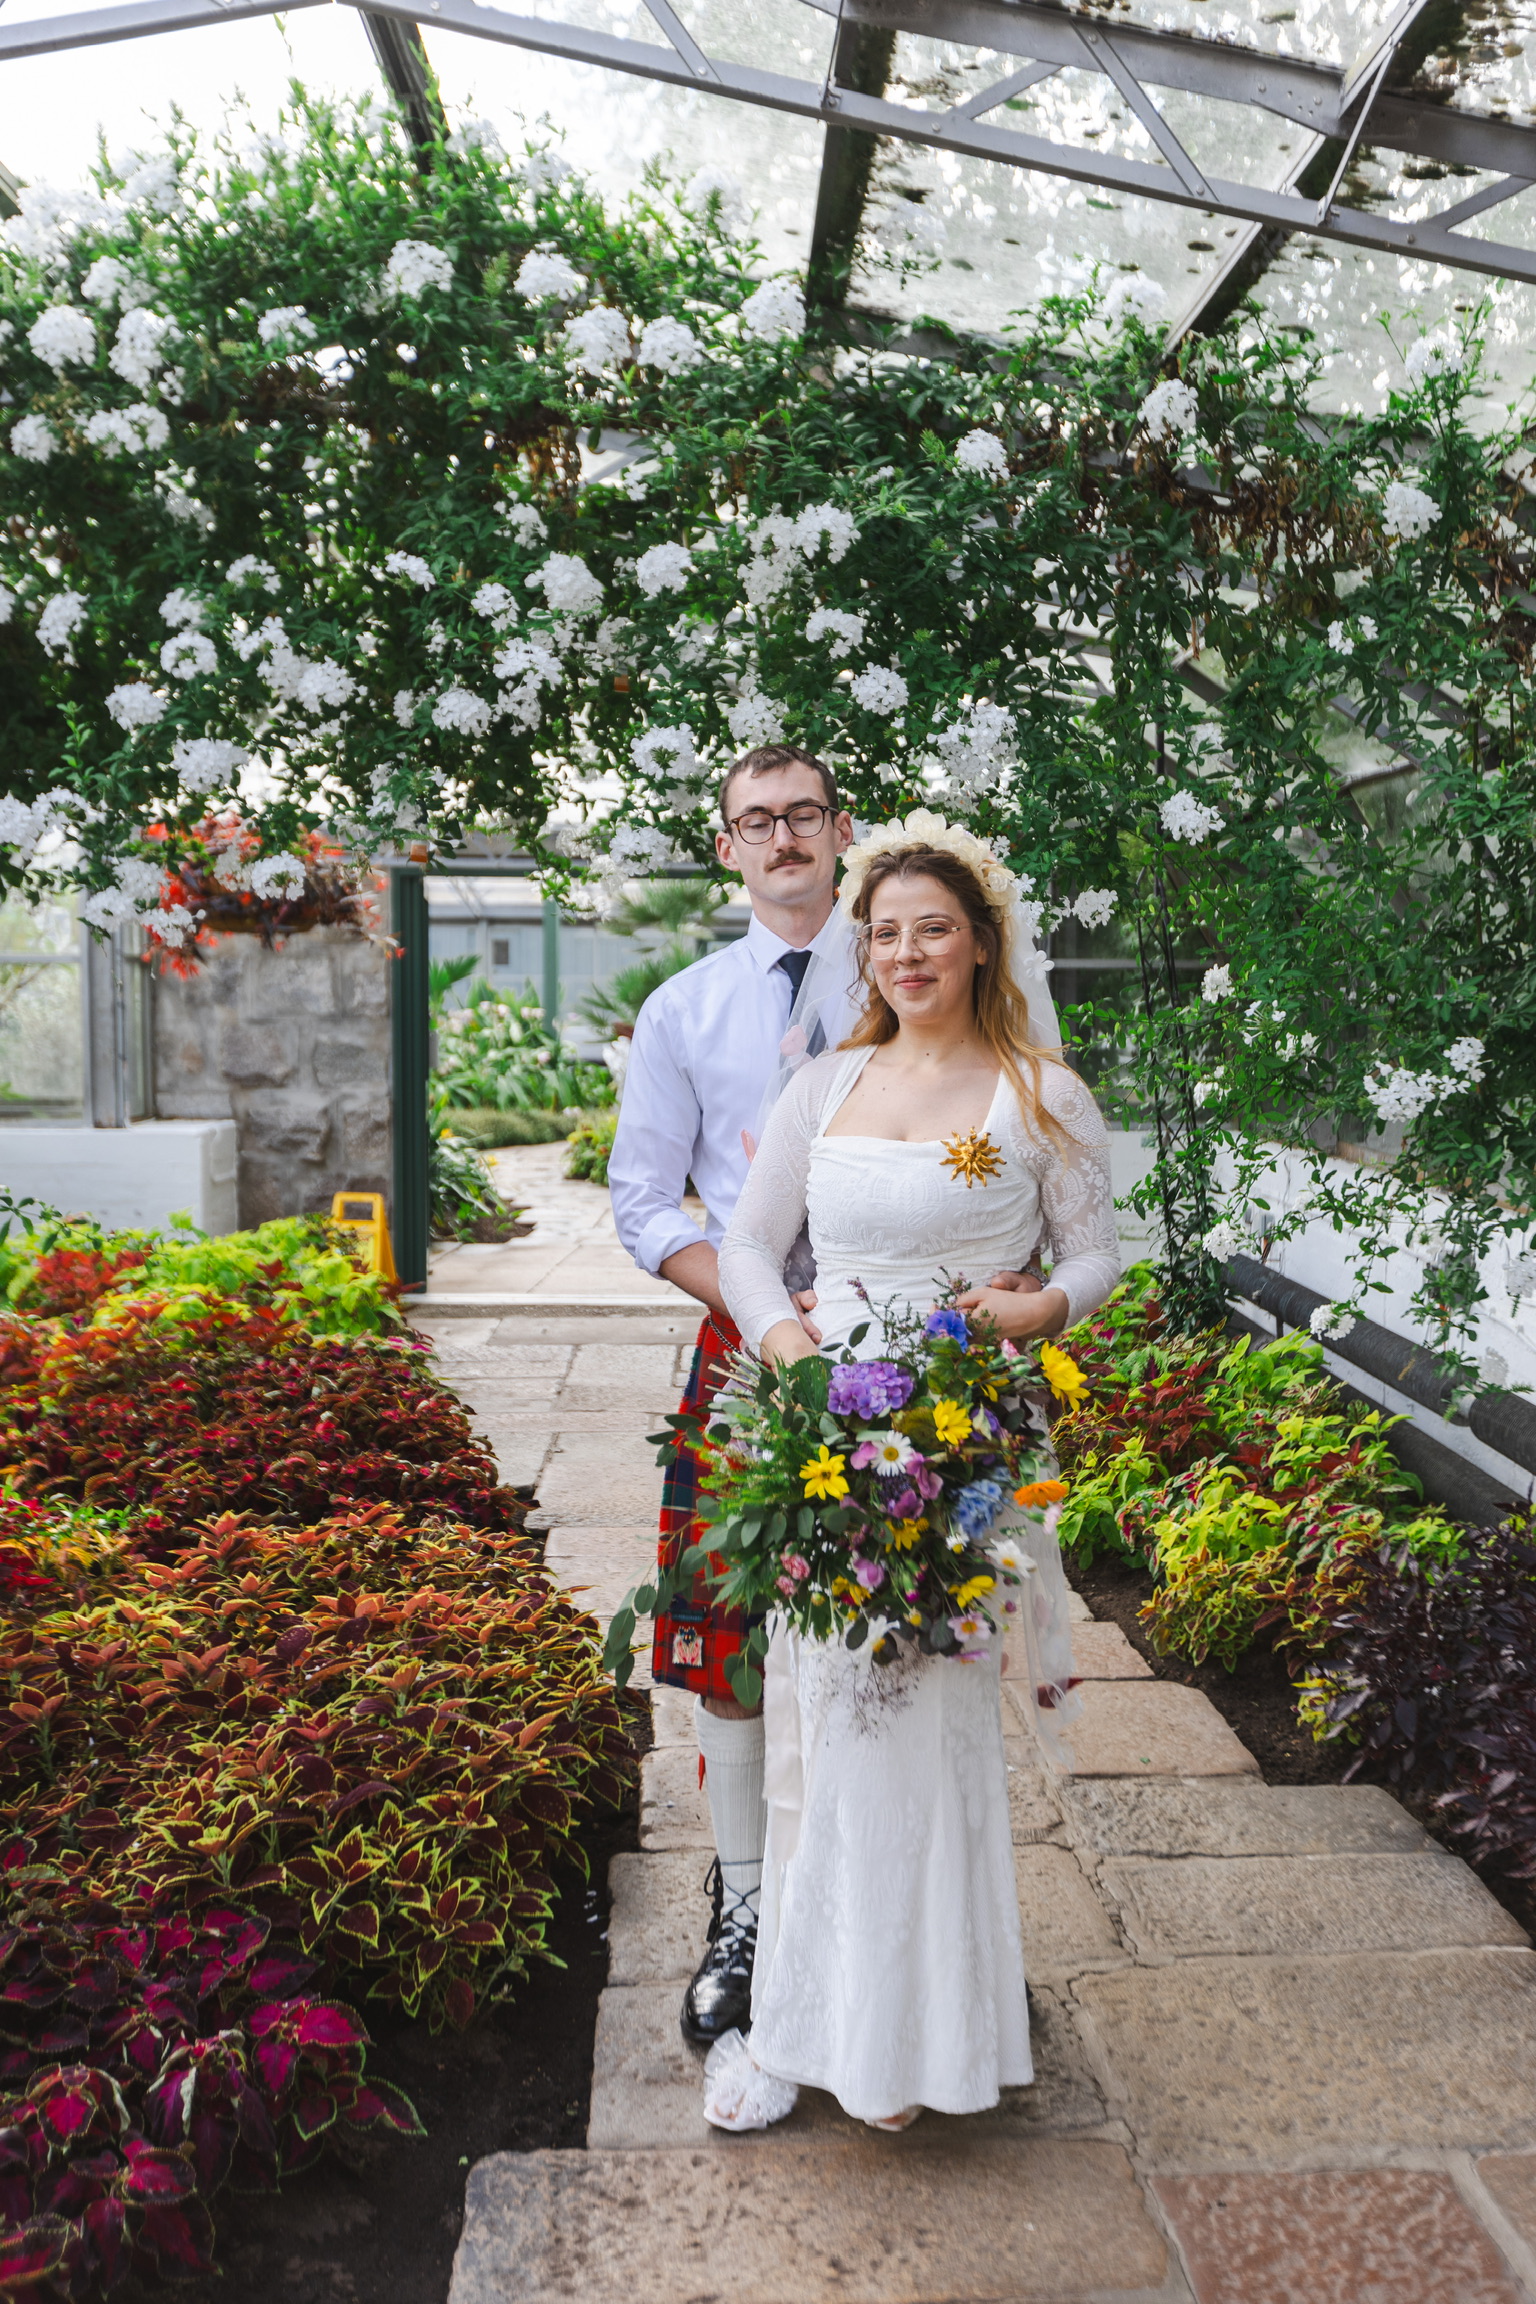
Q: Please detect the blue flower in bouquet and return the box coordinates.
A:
[827,1360,915,1419]
[924,1308,969,1345]
[951,1478,1004,1545]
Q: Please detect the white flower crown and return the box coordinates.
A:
[837,807,1019,922]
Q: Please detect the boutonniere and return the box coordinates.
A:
[941,1129,1005,1187]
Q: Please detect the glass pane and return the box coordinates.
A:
[0,895,83,1123]
[421,10,827,271]
[0,6,385,188]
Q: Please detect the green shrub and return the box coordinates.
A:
[447,1106,575,1148]
[565,1108,619,1185]
[0,1196,402,1337]
[1056,1278,1467,1669]
[433,982,613,1114]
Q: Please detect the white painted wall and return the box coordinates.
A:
[1214,1142,1536,1397]
[0,1121,239,1236]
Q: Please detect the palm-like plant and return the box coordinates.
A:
[578,879,725,1037]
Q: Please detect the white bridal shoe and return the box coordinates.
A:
[701,2029,799,2131]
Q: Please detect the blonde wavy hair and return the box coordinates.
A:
[842,843,1069,1144]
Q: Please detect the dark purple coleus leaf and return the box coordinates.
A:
[136,2197,216,2275]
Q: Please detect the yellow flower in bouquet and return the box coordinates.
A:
[1039,1342,1087,1408]
[886,1516,927,1551]
[931,1398,973,1450]
[950,1572,996,1609]
[801,1444,849,1501]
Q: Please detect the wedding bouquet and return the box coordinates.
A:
[605,1298,1078,1706]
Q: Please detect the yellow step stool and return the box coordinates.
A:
[330,1191,398,1281]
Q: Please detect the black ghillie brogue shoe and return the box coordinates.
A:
[681,1859,757,2046]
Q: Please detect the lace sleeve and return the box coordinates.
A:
[718,1056,838,1353]
[1029,1062,1121,1327]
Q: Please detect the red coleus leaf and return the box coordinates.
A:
[83,2195,131,2290]
[443,1978,475,2032]
[289,2091,337,2143]
[0,2214,72,2283]
[292,2004,367,2052]
[35,2070,115,2147]
[250,2039,298,2099]
[248,1953,317,1998]
[121,2139,197,2203]
[341,2080,424,2137]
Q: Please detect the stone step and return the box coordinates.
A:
[1077,1945,1536,2168]
[1013,1676,1259,1778]
[1058,1776,1428,1859]
[449,2137,1171,2303]
[1067,1619,1152,1677]
[585,1973,1113,2153]
[1099,1847,1528,1963]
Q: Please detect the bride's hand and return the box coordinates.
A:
[954,1283,1069,1340]
[761,1317,822,1368]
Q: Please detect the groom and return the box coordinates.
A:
[610,743,1045,2047]
[609,742,853,2046]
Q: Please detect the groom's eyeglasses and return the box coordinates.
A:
[726,802,834,843]
[861,919,966,953]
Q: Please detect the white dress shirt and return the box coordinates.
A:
[609,908,853,1278]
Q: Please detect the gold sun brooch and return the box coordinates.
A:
[941,1129,1005,1187]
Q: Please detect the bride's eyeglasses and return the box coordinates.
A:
[859,918,966,954]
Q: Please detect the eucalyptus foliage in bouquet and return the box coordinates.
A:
[605,1302,1076,1706]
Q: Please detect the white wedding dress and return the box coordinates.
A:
[714,1045,1120,2126]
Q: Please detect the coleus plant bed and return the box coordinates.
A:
[1052,1267,1465,1669]
[0,1505,631,2029]
[0,1896,420,2298]
[0,1300,517,1537]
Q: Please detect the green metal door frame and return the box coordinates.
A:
[389,864,431,1291]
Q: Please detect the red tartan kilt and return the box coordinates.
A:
[652,1311,761,1701]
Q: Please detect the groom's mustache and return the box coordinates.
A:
[767,848,815,870]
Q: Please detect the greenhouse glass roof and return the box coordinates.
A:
[4,0,1536,412]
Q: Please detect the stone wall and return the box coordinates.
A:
[152,927,392,1228]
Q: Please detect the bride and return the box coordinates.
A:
[704,814,1120,2133]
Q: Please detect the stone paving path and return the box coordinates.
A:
[415,1158,1536,2304]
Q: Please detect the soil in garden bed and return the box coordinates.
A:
[162,1694,649,2304]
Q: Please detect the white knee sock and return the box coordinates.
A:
[694,1699,765,1930]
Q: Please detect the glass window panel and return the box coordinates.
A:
[0,895,83,1123]
[421,15,827,270]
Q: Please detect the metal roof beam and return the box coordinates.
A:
[840,0,1536,182]
[360,12,447,155]
[0,0,326,57]
[808,16,896,308]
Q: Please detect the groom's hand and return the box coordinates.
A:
[986,1268,1043,1295]
[791,1287,822,1345]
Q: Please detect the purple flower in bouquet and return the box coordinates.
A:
[924,1307,969,1345]
[907,1454,944,1501]
[828,1360,915,1419]
[855,1558,887,1591]
[886,1484,919,1519]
